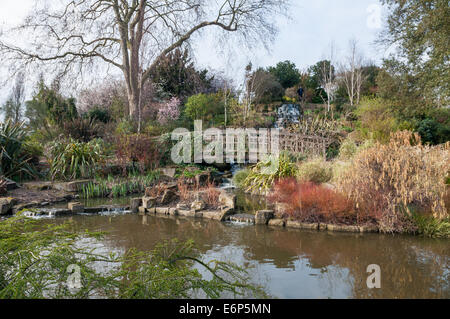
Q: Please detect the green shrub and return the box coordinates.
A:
[232,169,250,189]
[338,139,358,160]
[0,120,38,181]
[339,138,375,161]
[115,119,135,135]
[85,107,111,124]
[355,98,398,143]
[244,153,297,193]
[63,117,103,142]
[296,158,332,184]
[47,138,105,180]
[412,214,450,238]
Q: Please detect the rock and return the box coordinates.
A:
[169,208,178,216]
[160,189,178,205]
[0,197,18,215]
[191,200,206,211]
[202,208,234,221]
[177,209,194,217]
[202,210,223,221]
[255,210,274,225]
[12,203,34,214]
[327,224,360,233]
[220,207,235,221]
[130,198,142,213]
[319,223,328,231]
[4,178,18,191]
[142,197,157,209]
[23,181,53,191]
[138,207,147,215]
[268,219,286,227]
[274,203,289,219]
[55,180,92,192]
[161,167,177,178]
[286,221,319,230]
[359,225,379,233]
[68,202,84,213]
[176,203,189,210]
[155,207,169,215]
[219,191,236,209]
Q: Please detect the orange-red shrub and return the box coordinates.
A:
[269,179,358,224]
[201,182,221,207]
[115,134,163,173]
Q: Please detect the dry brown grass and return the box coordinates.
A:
[177,179,193,202]
[201,182,221,207]
[337,131,450,233]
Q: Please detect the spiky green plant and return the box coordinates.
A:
[47,138,105,180]
[0,120,38,181]
[243,152,297,193]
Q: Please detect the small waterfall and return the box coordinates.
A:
[275,104,301,128]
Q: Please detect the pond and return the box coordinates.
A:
[48,211,449,299]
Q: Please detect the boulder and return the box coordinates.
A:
[286,221,319,230]
[130,198,142,213]
[177,209,194,217]
[55,180,92,192]
[327,224,360,233]
[0,197,18,215]
[255,210,274,225]
[274,203,289,219]
[219,191,236,209]
[176,203,190,210]
[359,225,379,233]
[169,208,179,216]
[142,197,157,209]
[12,203,34,214]
[160,189,178,205]
[68,202,84,213]
[191,200,206,211]
[202,210,223,221]
[155,207,169,215]
[4,178,18,191]
[268,219,286,227]
[161,167,177,178]
[23,181,53,191]
[221,207,235,221]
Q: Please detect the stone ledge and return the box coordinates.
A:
[286,221,319,230]
[326,224,361,233]
[268,218,285,227]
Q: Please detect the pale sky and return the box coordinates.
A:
[0,0,389,105]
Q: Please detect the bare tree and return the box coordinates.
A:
[1,72,25,124]
[0,0,289,123]
[319,43,337,112]
[339,39,366,106]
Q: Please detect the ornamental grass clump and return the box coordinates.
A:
[337,131,450,233]
[243,152,297,193]
[268,179,357,224]
[296,157,333,184]
[47,138,105,180]
[0,120,39,180]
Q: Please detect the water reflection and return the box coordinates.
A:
[53,214,449,299]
